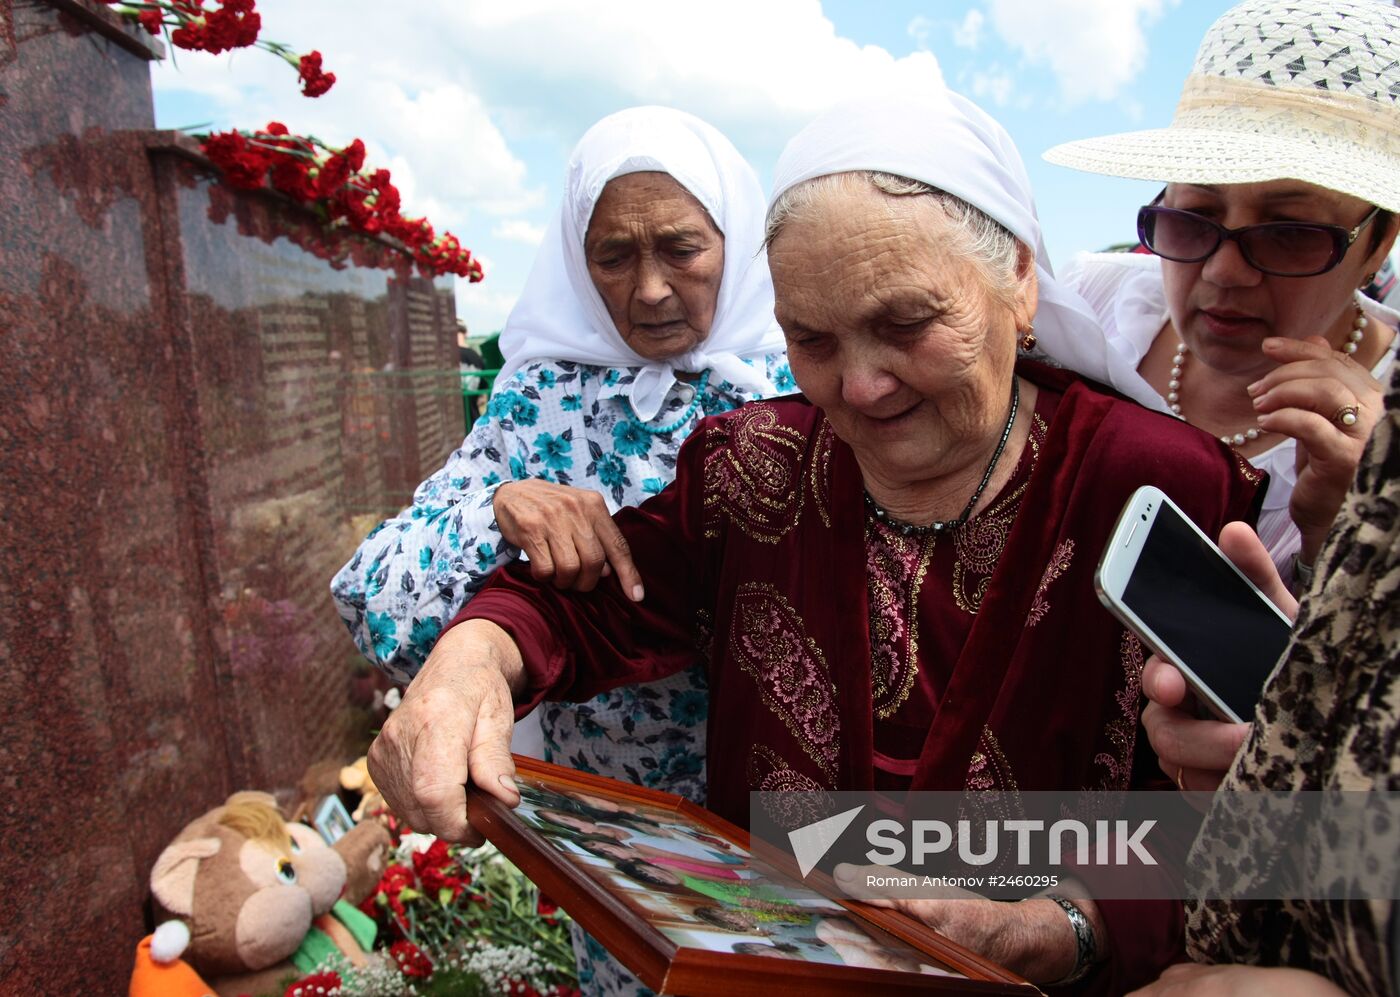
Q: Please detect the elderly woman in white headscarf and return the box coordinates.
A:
[332,105,787,798]
[365,90,1265,991]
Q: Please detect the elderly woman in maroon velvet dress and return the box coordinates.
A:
[368,90,1265,992]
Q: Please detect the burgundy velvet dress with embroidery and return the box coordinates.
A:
[455,362,1265,992]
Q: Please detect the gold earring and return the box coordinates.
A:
[1362,272,1378,287]
[1019,327,1037,352]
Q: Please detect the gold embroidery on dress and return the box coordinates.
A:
[730,583,841,782]
[1086,630,1145,792]
[960,728,1026,876]
[1233,451,1264,486]
[866,520,934,719]
[965,726,1021,793]
[702,405,807,543]
[951,412,1045,615]
[748,745,836,828]
[808,419,835,528]
[1026,539,1076,627]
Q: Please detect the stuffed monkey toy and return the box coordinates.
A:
[143,791,390,997]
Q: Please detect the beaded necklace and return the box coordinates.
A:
[1166,305,1368,446]
[863,377,1020,537]
[625,368,713,435]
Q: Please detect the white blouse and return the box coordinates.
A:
[1050,252,1400,584]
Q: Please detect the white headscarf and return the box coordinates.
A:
[769,89,1103,359]
[498,106,785,422]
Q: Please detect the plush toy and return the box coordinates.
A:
[143,791,391,997]
[338,756,386,822]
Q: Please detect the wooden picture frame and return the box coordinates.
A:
[466,757,1037,996]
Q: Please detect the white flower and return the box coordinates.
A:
[384,687,402,710]
[394,832,438,862]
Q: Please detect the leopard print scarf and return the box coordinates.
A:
[1185,363,1400,996]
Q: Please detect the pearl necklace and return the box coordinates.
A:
[863,377,1020,536]
[625,369,712,435]
[1166,306,1368,447]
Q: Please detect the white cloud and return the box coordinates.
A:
[984,0,1173,104]
[953,10,985,50]
[492,220,547,246]
[441,0,945,154]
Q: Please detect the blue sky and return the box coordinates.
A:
[150,0,1228,338]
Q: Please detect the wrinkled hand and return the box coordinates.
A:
[1127,962,1347,996]
[1141,522,1297,802]
[1250,336,1384,563]
[493,479,644,599]
[367,620,522,843]
[832,864,1088,982]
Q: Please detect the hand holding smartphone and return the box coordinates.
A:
[1095,487,1294,723]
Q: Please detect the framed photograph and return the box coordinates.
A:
[466,757,1035,995]
[312,793,355,845]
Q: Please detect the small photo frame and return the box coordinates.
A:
[466,757,1034,995]
[312,793,355,845]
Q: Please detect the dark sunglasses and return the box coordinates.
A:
[1136,195,1381,277]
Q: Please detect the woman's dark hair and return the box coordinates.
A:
[1369,209,1395,255]
[732,941,802,957]
[614,858,686,891]
[576,838,629,858]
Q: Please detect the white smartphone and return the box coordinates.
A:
[1095,485,1294,723]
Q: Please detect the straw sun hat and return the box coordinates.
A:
[1044,0,1400,213]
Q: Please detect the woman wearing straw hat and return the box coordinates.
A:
[1045,3,1400,994]
[1042,0,1400,596]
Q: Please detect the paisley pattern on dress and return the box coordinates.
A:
[748,744,836,829]
[808,418,836,528]
[702,403,808,543]
[1090,630,1144,792]
[1026,539,1076,627]
[729,583,841,783]
[965,726,1021,793]
[865,522,935,719]
[950,412,1045,615]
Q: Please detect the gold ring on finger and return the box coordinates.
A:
[1332,404,1360,428]
[1175,766,1187,792]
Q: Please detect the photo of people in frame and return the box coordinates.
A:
[509,775,962,978]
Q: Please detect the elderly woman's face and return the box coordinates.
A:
[585,172,725,362]
[769,181,1035,487]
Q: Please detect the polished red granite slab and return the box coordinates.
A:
[0,2,463,989]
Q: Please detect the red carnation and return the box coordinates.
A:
[297,50,336,98]
[315,151,352,199]
[201,130,271,190]
[137,9,164,34]
[270,156,318,202]
[389,939,434,979]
